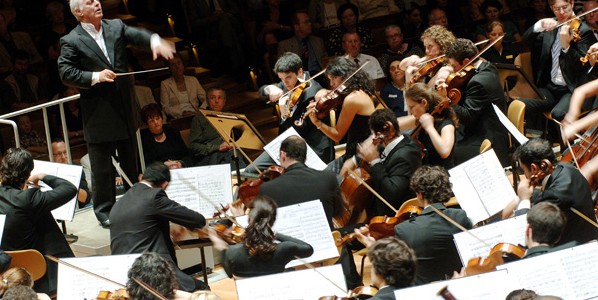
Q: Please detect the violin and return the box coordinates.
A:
[410,95,458,158]
[569,18,582,42]
[465,243,525,275]
[561,124,598,170]
[409,57,444,85]
[337,156,373,227]
[97,289,130,300]
[437,286,458,300]
[277,69,326,119]
[529,159,556,187]
[580,52,598,65]
[319,286,378,300]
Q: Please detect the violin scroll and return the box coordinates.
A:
[529,159,555,187]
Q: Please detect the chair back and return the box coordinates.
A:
[480,139,492,154]
[507,100,526,134]
[5,249,46,281]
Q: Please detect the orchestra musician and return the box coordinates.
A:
[365,237,417,300]
[400,82,457,169]
[523,202,568,258]
[355,165,472,285]
[520,0,597,122]
[309,56,376,175]
[109,162,209,292]
[258,135,342,230]
[444,38,510,167]
[257,52,333,166]
[501,138,598,245]
[399,25,456,89]
[208,196,314,278]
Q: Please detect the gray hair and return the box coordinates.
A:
[69,0,84,20]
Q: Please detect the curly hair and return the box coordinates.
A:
[420,25,456,55]
[244,196,278,260]
[0,268,33,297]
[445,38,478,65]
[140,103,163,125]
[368,237,417,287]
[325,57,374,95]
[369,108,399,133]
[0,148,34,189]
[514,138,557,166]
[405,82,458,127]
[127,253,177,300]
[409,165,452,203]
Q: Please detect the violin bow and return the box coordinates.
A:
[417,39,490,66]
[428,205,492,249]
[111,156,134,188]
[454,35,504,74]
[553,6,598,30]
[570,207,598,229]
[552,118,581,169]
[293,256,350,297]
[277,68,327,101]
[132,278,168,300]
[347,169,398,213]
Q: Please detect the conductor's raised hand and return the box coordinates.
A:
[99,69,116,83]
[153,38,176,60]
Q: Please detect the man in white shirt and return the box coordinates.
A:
[342,32,385,91]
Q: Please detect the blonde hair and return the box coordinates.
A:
[420,25,456,54]
[188,291,223,300]
[0,267,33,296]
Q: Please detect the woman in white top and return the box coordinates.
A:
[160,54,206,119]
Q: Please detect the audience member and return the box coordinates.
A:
[469,0,511,21]
[52,139,91,209]
[208,195,314,278]
[53,86,84,142]
[481,21,519,64]
[0,13,42,74]
[525,0,554,30]
[16,114,47,158]
[277,11,327,80]
[0,148,77,294]
[427,7,469,38]
[403,5,424,40]
[377,25,424,78]
[349,0,400,21]
[4,50,40,110]
[307,0,344,30]
[160,53,207,119]
[326,3,373,56]
[256,0,294,48]
[140,103,191,168]
[379,60,407,117]
[584,0,598,39]
[342,32,385,90]
[475,0,521,43]
[111,162,209,292]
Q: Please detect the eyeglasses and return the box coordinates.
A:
[552,4,571,12]
[386,33,403,39]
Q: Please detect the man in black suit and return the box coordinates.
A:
[343,108,422,216]
[58,0,175,228]
[259,135,342,229]
[366,237,417,300]
[110,162,208,292]
[523,202,567,258]
[0,148,77,294]
[502,138,598,245]
[445,38,510,167]
[521,0,597,121]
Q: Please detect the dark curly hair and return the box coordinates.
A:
[325,57,374,95]
[369,108,399,134]
[336,3,359,23]
[0,148,33,189]
[409,165,452,203]
[244,196,278,260]
[514,138,557,166]
[127,252,177,299]
[368,237,417,287]
[445,38,478,65]
[405,82,458,127]
[141,103,163,124]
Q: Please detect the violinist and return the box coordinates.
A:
[399,25,455,89]
[208,196,314,278]
[258,52,333,165]
[520,0,596,122]
[342,108,421,216]
[355,166,471,285]
[501,138,598,245]
[444,38,510,167]
[258,135,342,230]
[364,237,417,300]
[524,202,567,258]
[402,82,457,169]
[110,162,209,292]
[308,57,376,175]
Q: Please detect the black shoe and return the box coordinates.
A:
[99,219,111,229]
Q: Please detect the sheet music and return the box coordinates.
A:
[235,265,346,300]
[497,241,598,300]
[263,127,327,170]
[453,214,527,265]
[0,215,5,242]
[493,104,529,145]
[393,269,518,299]
[448,149,517,224]
[234,200,339,268]
[32,160,82,221]
[57,254,140,299]
[165,164,233,216]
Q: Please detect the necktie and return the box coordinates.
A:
[550,35,562,81]
[354,58,360,65]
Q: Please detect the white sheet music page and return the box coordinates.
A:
[236,264,346,300]
[233,200,339,268]
[0,215,6,241]
[57,254,140,299]
[492,104,529,145]
[263,127,327,170]
[497,241,598,300]
[453,214,527,265]
[393,269,518,299]
[165,164,233,216]
[448,149,517,224]
[32,160,82,221]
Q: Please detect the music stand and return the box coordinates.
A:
[493,63,545,101]
[200,109,266,183]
